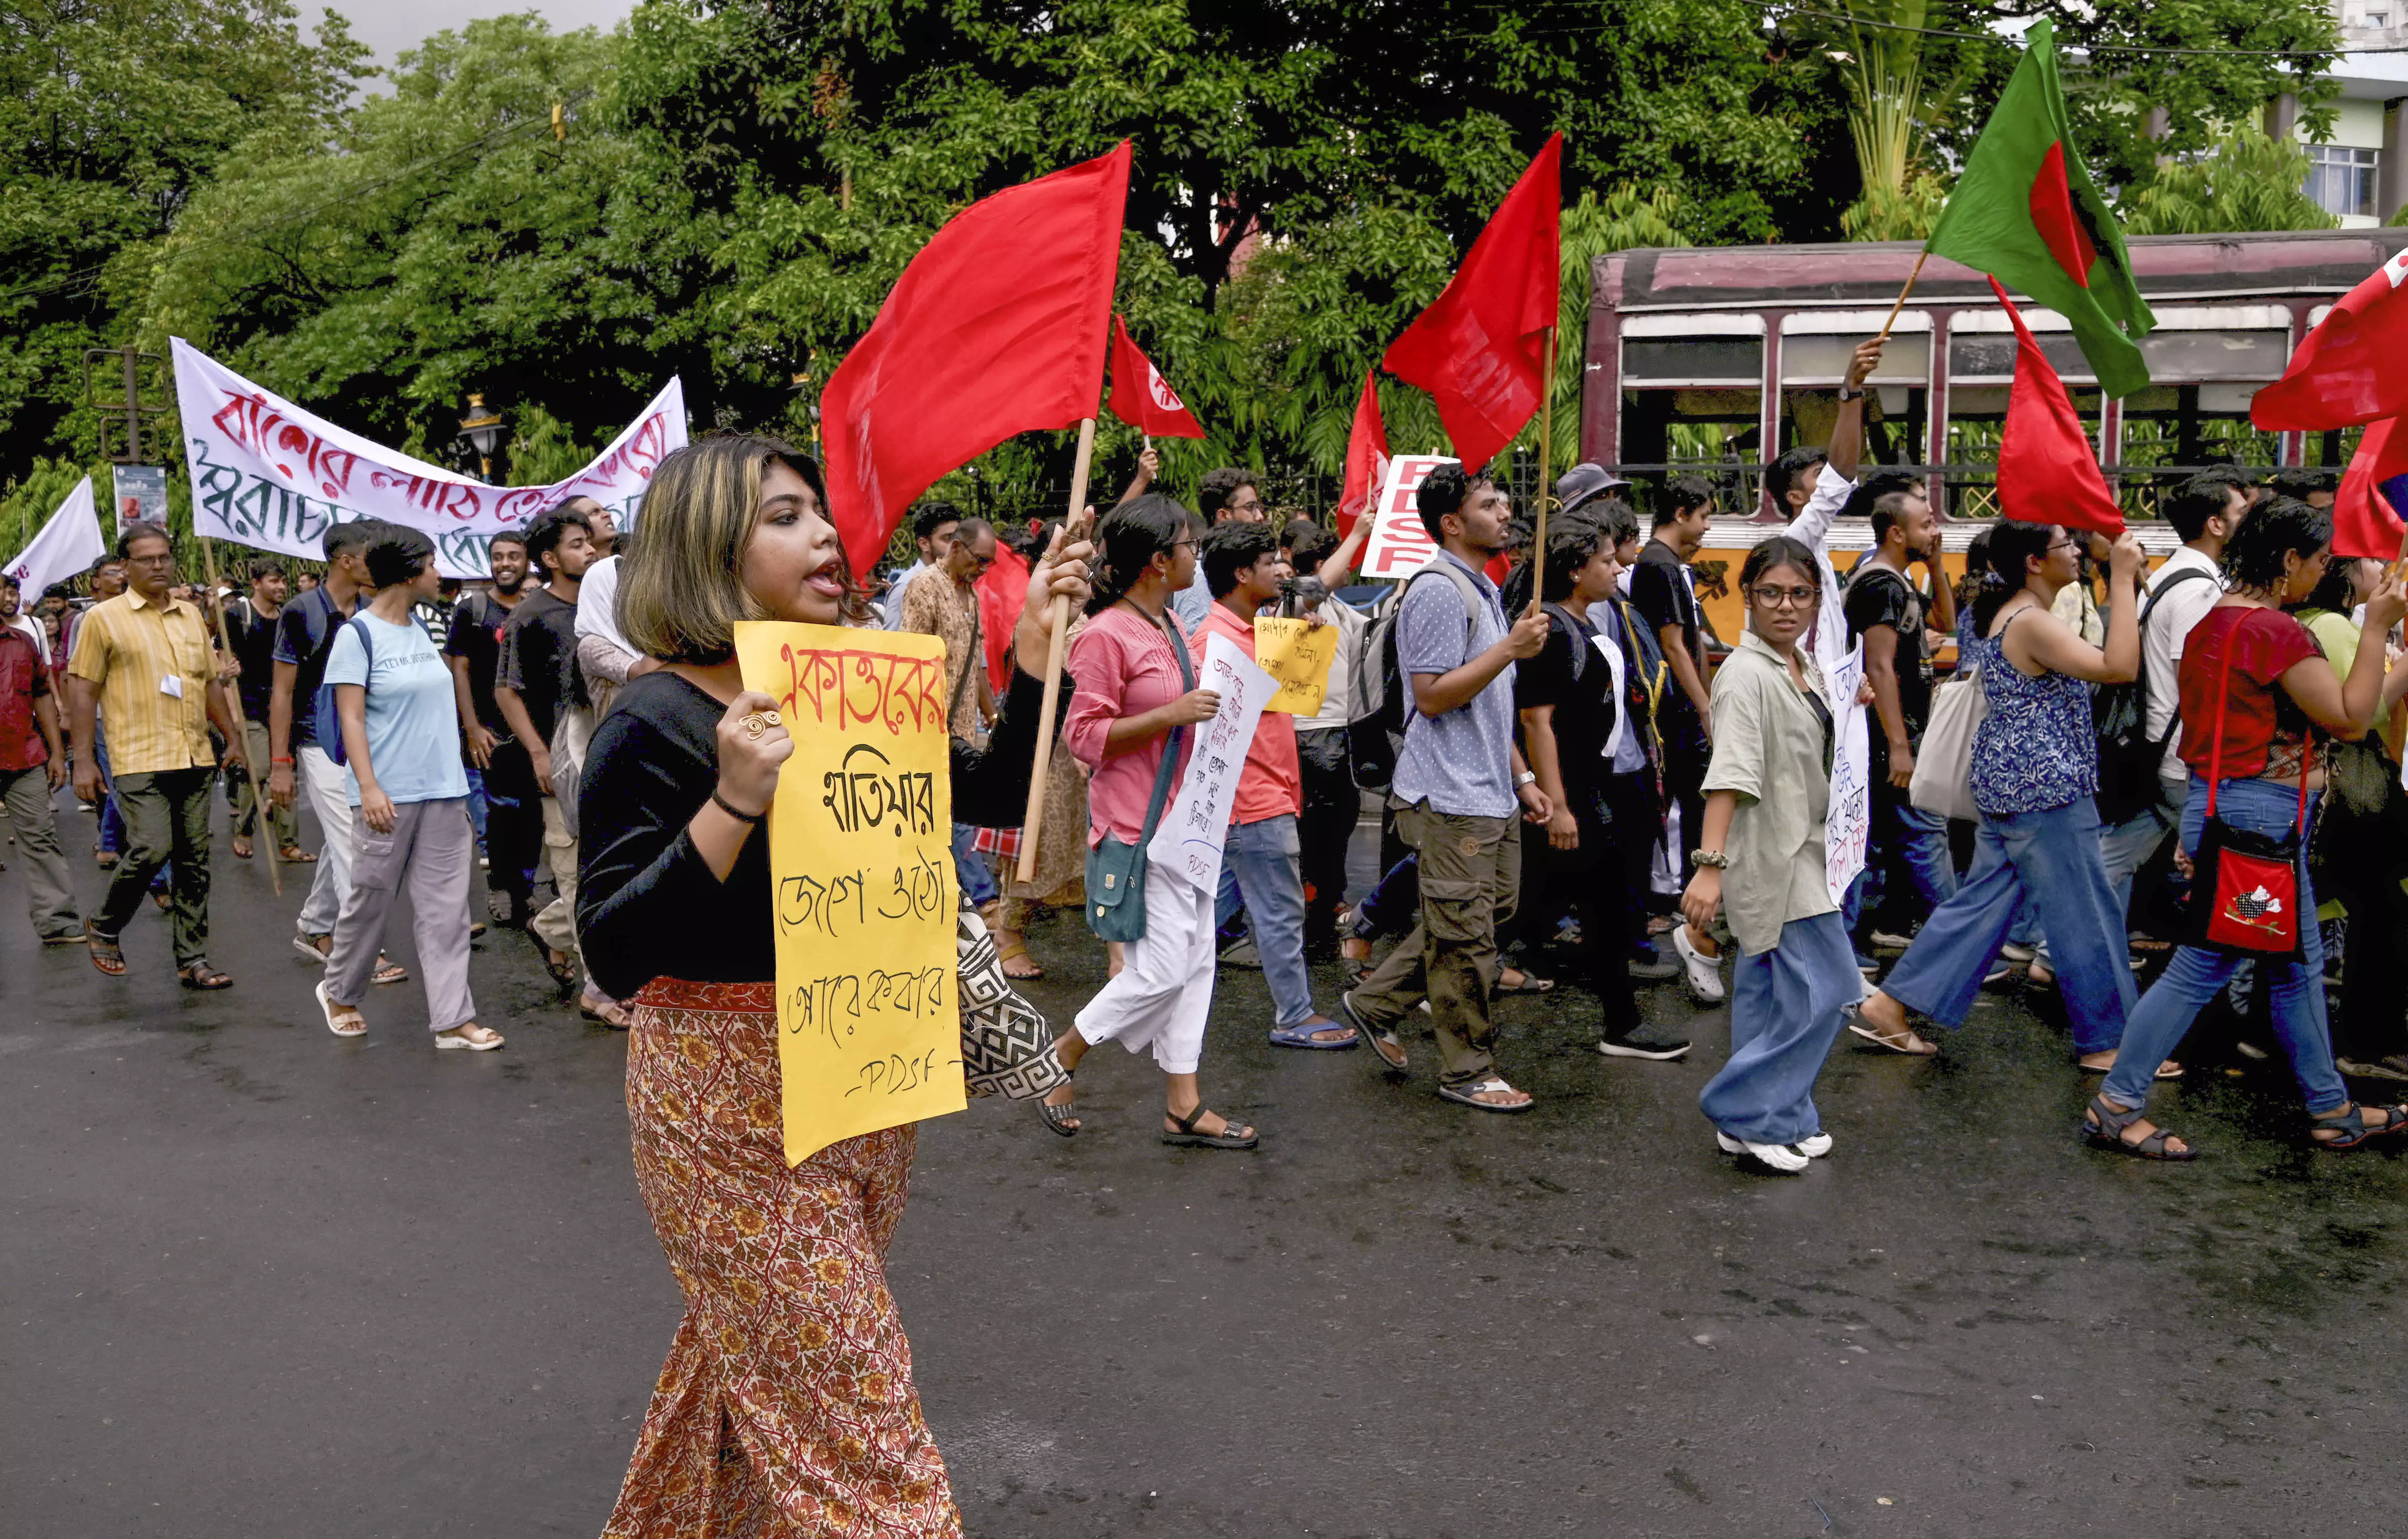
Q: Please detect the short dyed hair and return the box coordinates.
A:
[523,501,594,577]
[618,436,856,663]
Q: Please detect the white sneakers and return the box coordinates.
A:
[1670,924,1727,1004]
[1716,1130,1834,1171]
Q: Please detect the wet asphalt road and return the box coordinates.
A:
[3,790,2403,1539]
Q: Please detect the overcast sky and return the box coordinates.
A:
[322,0,637,71]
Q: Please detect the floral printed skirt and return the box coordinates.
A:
[603,979,960,1538]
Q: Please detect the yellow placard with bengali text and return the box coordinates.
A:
[735,622,963,1165]
[1252,617,1339,715]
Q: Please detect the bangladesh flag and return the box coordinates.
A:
[1924,18,2155,398]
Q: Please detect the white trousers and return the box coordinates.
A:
[296,744,357,936]
[1074,856,1217,1074]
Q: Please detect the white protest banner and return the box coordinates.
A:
[1359,454,1457,580]
[1823,638,1871,905]
[172,338,686,580]
[1149,631,1276,895]
[4,477,106,602]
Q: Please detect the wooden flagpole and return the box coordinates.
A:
[1015,417,1097,885]
[1876,249,1929,342]
[1526,325,1559,615]
[196,536,281,896]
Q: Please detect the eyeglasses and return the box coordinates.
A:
[1749,584,1817,607]
[2044,539,2078,554]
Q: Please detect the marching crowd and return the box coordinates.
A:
[4,333,2406,1535]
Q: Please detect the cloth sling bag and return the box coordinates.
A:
[1907,649,1984,823]
[2181,630,2311,961]
[1084,610,1195,943]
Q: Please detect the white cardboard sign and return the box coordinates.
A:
[1149,632,1276,895]
[1359,454,1459,580]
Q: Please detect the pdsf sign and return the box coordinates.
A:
[1357,454,1459,580]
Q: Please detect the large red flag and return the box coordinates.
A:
[975,541,1032,693]
[823,142,1131,575]
[1991,279,2124,535]
[1335,370,1389,538]
[2251,248,2408,430]
[2332,415,2408,561]
[1105,314,1205,438]
[1381,134,1561,473]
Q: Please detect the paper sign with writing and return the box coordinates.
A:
[1822,639,1871,905]
[736,623,964,1165]
[174,337,685,581]
[1252,617,1339,715]
[1149,632,1276,895]
[1359,454,1458,579]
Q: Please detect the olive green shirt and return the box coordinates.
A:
[1702,630,1836,955]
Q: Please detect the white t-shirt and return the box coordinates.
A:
[2141,546,2223,780]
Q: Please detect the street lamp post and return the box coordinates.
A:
[457,393,506,482]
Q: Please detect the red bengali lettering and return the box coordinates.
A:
[777,645,948,738]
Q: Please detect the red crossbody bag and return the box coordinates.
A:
[2180,626,2311,960]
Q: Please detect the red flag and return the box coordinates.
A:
[2251,249,2408,430]
[823,142,1131,575]
[975,541,1032,693]
[1991,278,2124,535]
[1382,134,1562,473]
[1105,314,1205,439]
[2332,416,2408,561]
[1336,370,1389,538]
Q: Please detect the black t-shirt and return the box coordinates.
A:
[496,586,584,747]
[269,585,360,747]
[1843,562,1931,746]
[1628,541,1703,728]
[225,598,281,720]
[443,589,518,737]
[1515,604,1620,802]
[577,664,1064,1002]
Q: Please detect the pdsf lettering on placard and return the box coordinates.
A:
[735,622,964,1164]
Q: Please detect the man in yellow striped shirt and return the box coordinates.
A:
[67,521,245,988]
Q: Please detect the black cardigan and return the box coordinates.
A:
[576,664,1061,1002]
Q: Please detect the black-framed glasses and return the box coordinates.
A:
[1749,584,1816,607]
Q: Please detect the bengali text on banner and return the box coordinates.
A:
[172,338,685,580]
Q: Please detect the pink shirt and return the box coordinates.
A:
[1065,603,1196,847]
[1191,600,1301,825]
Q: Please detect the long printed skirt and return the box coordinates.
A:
[603,979,961,1538]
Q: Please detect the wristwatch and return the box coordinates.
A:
[1514,770,1538,789]
[1835,385,1865,402]
[1691,848,1731,869]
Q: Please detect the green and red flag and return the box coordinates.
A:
[1924,18,2154,399]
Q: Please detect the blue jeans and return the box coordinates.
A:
[1700,911,1858,1145]
[463,764,491,857]
[1844,782,1959,936]
[1218,814,1315,1027]
[1880,796,2138,1053]
[1349,851,1420,940]
[952,823,999,908]
[2035,776,2182,968]
[2101,777,2344,1115]
[94,731,126,855]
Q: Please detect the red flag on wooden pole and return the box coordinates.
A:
[1335,370,1389,538]
[1381,134,1562,473]
[1991,279,2125,535]
[1105,314,1205,439]
[822,142,1131,576]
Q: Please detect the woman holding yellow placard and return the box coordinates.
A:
[577,435,1094,1538]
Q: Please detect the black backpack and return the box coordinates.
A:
[2093,566,2214,825]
